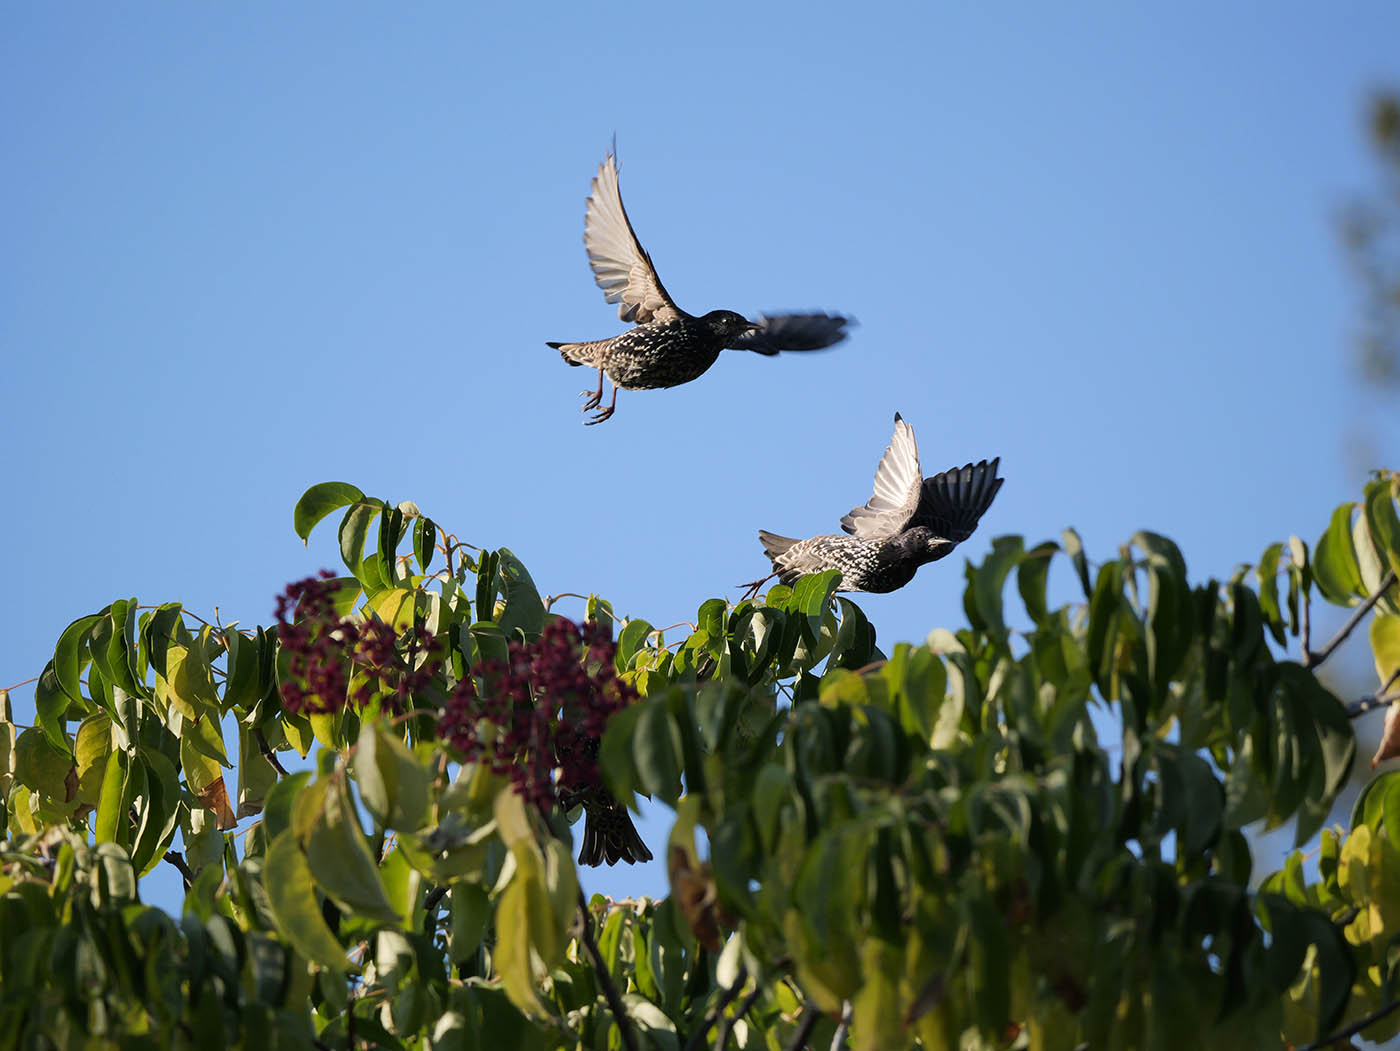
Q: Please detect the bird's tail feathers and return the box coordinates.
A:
[758,530,800,561]
[546,339,608,368]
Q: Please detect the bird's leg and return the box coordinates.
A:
[579,368,605,411]
[584,383,618,426]
[738,572,779,602]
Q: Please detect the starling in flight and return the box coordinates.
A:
[547,149,852,424]
[746,414,1004,595]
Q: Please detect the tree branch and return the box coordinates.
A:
[683,965,749,1051]
[1299,994,1400,1050]
[162,850,195,891]
[577,889,640,1051]
[713,983,762,1050]
[830,1001,853,1051]
[1347,667,1400,718]
[783,1007,821,1051]
[255,728,290,776]
[1304,568,1397,670]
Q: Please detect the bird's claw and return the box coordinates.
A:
[579,390,603,411]
[584,405,616,426]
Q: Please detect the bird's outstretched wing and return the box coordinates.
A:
[728,312,853,356]
[583,150,683,325]
[840,413,923,539]
[912,458,1004,543]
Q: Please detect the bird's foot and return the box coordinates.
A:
[579,389,603,411]
[583,404,616,426]
[738,576,772,602]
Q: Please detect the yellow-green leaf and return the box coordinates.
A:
[264,830,351,973]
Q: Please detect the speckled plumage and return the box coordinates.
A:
[750,415,1004,595]
[548,148,852,423]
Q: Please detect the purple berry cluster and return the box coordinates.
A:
[438,618,636,808]
[275,573,443,715]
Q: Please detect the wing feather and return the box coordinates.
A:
[839,414,923,539]
[583,151,682,325]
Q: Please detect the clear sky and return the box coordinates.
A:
[4,4,1398,906]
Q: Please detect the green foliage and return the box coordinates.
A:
[1,473,1399,1048]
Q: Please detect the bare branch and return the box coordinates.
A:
[255,728,290,777]
[1304,568,1397,670]
[162,850,195,891]
[683,964,749,1051]
[1299,994,1400,1050]
[576,890,640,1051]
[1347,667,1400,719]
[783,1008,821,1051]
[713,984,762,1050]
[830,1001,853,1051]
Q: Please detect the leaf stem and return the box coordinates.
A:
[576,889,640,1051]
[1347,668,1400,719]
[1304,568,1397,670]
[255,728,290,776]
[162,850,195,891]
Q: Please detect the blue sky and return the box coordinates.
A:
[4,5,1398,905]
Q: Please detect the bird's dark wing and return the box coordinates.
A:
[839,413,923,540]
[912,458,1004,543]
[583,150,683,325]
[728,312,852,356]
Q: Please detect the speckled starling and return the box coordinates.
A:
[547,148,852,424]
[746,414,1004,595]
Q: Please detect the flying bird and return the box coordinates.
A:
[745,414,1004,596]
[547,148,852,424]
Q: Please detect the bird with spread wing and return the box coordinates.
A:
[547,148,852,424]
[745,414,1004,596]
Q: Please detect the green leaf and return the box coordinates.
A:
[494,843,553,1017]
[305,780,399,922]
[497,549,545,640]
[294,482,367,543]
[450,884,491,963]
[633,701,682,805]
[353,723,430,832]
[1314,502,1364,606]
[14,727,73,800]
[413,517,436,574]
[54,614,101,703]
[264,830,351,973]
[1373,613,1400,688]
[1256,542,1285,646]
[1365,476,1400,579]
[33,662,71,754]
[1016,541,1057,626]
[1062,527,1093,597]
[339,503,378,582]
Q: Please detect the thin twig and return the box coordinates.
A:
[783,1008,821,1051]
[1300,583,1313,667]
[162,850,195,891]
[1299,994,1400,1050]
[1348,689,1400,719]
[1304,568,1397,670]
[683,965,749,1051]
[713,984,762,1050]
[830,1001,853,1051]
[1347,667,1400,719]
[424,885,449,912]
[577,889,640,1051]
[255,728,290,776]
